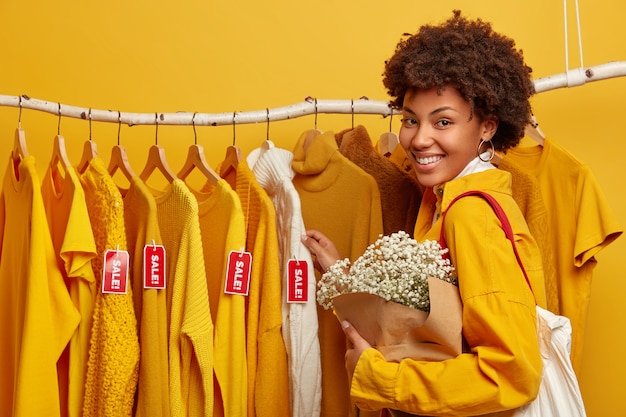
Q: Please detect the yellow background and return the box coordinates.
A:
[1,1,624,415]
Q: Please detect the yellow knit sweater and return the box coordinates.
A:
[150,179,214,417]
[122,176,170,417]
[196,178,248,417]
[291,130,383,417]
[219,159,291,417]
[79,157,140,417]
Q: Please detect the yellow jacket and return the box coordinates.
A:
[350,169,544,416]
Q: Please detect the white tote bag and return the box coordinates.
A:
[515,305,586,416]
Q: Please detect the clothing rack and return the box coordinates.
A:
[1,61,625,127]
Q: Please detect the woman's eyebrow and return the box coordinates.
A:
[402,106,458,116]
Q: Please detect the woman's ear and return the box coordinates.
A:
[482,118,498,141]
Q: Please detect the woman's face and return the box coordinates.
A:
[399,86,497,188]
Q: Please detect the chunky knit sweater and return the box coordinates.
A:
[79,157,140,417]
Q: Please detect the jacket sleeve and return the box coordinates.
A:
[349,196,543,416]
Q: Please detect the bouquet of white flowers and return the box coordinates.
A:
[318,231,464,362]
[317,231,457,311]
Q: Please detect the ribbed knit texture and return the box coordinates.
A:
[42,163,97,417]
[291,129,383,417]
[247,142,322,417]
[496,158,556,312]
[219,158,291,417]
[194,178,248,417]
[79,157,140,417]
[0,155,80,417]
[504,138,623,372]
[336,125,422,238]
[150,179,214,417]
[122,176,170,417]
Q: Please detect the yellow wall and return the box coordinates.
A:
[1,1,625,415]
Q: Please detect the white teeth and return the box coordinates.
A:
[416,155,442,165]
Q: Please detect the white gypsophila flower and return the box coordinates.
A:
[316,231,457,311]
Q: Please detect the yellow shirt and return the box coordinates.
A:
[122,176,170,417]
[0,155,80,417]
[42,163,97,417]
[351,170,543,416]
[80,157,140,417]
[504,138,622,371]
[291,130,383,417]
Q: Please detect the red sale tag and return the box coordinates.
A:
[102,249,129,294]
[224,250,252,296]
[143,244,166,289]
[287,259,308,303]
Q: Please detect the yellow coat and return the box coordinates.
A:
[350,169,544,416]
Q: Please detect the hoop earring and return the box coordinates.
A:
[477,139,495,162]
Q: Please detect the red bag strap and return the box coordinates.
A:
[439,190,535,298]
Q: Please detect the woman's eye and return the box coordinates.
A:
[436,119,451,127]
[400,118,417,127]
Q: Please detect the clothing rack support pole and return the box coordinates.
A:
[0,96,397,127]
[1,62,625,125]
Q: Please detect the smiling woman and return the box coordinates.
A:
[1,0,625,416]
[302,10,549,416]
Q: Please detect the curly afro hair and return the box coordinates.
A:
[383,10,535,151]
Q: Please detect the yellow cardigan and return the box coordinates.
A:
[350,169,544,416]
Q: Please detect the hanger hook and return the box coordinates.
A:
[192,112,198,145]
[266,108,270,141]
[117,111,121,146]
[389,103,394,132]
[351,99,354,129]
[88,108,93,141]
[155,112,159,145]
[314,98,318,130]
[232,111,237,146]
[17,95,23,128]
[57,102,62,135]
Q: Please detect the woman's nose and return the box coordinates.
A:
[402,126,431,150]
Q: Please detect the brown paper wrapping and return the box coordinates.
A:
[332,277,463,362]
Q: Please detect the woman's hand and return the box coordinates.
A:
[301,229,342,273]
[342,320,371,380]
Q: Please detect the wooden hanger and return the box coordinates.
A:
[220,111,242,177]
[524,114,546,146]
[177,112,219,185]
[139,113,177,183]
[49,104,71,176]
[302,98,323,153]
[139,144,177,183]
[108,144,136,182]
[13,127,28,161]
[378,108,400,156]
[77,140,98,173]
[50,133,72,175]
[12,96,28,162]
[220,145,241,178]
[12,127,28,180]
[247,139,275,170]
[108,112,137,183]
[178,144,219,185]
[378,131,400,156]
[77,109,98,173]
